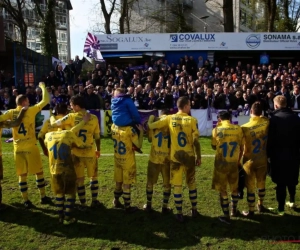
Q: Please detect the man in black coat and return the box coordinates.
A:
[213,86,237,110]
[290,85,300,110]
[84,85,101,110]
[73,56,85,79]
[267,95,300,215]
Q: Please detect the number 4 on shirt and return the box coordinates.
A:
[18,123,27,136]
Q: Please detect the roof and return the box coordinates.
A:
[66,0,73,10]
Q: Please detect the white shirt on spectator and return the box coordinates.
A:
[294,94,299,109]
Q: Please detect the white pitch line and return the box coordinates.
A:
[1,152,215,157]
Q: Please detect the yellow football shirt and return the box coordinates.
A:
[148,112,199,164]
[111,124,141,168]
[241,116,269,163]
[0,87,50,149]
[44,130,86,175]
[149,115,170,164]
[51,111,100,157]
[38,115,71,139]
[212,120,243,167]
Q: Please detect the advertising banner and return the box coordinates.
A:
[89,109,101,127]
[103,110,113,136]
[139,110,159,131]
[93,33,300,51]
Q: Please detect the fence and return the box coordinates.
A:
[3,108,300,137]
[0,40,52,88]
[1,109,253,137]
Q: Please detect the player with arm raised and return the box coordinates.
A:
[111,123,144,213]
[148,96,201,222]
[211,111,244,224]
[0,107,28,211]
[241,102,269,217]
[50,95,101,209]
[0,82,50,208]
[43,113,91,225]
[144,109,171,214]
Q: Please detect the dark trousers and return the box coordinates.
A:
[127,123,141,136]
[276,184,296,211]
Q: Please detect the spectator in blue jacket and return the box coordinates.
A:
[111,88,142,153]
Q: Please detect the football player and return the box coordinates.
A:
[111,123,144,213]
[0,82,51,208]
[50,95,101,209]
[148,96,201,222]
[38,103,71,156]
[43,113,91,224]
[211,111,243,224]
[144,109,171,213]
[0,107,28,211]
[241,102,269,216]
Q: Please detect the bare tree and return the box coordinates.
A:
[267,0,277,31]
[145,0,194,33]
[33,0,58,58]
[0,0,27,45]
[223,0,234,31]
[276,0,300,31]
[289,0,300,31]
[100,0,117,34]
[119,0,136,34]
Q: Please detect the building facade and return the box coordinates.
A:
[128,0,261,33]
[2,0,72,62]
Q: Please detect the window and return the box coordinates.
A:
[59,55,67,62]
[58,44,67,54]
[56,15,67,26]
[29,42,36,50]
[60,32,67,41]
[36,43,41,50]
[27,28,40,39]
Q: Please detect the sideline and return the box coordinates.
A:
[1,152,215,157]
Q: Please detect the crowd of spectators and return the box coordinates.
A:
[1,55,300,114]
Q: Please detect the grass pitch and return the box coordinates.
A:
[0,137,299,250]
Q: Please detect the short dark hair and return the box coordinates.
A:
[177,96,190,109]
[16,94,28,105]
[70,95,85,108]
[160,109,170,116]
[54,103,68,115]
[217,111,231,121]
[251,102,262,116]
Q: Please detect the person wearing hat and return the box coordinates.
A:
[211,110,243,224]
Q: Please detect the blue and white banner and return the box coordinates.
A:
[94,32,300,51]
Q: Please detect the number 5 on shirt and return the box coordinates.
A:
[79,129,87,142]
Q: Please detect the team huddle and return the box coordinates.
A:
[0,83,298,225]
